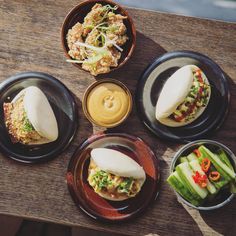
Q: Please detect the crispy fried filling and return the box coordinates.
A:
[66,3,128,76]
[87,160,141,199]
[4,95,42,144]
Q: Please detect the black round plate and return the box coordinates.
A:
[0,72,78,163]
[136,51,230,143]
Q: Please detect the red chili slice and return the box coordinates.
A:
[209,171,220,181]
[201,158,211,172]
[192,171,207,188]
[198,86,203,95]
[195,70,203,83]
[193,149,201,158]
[174,115,185,122]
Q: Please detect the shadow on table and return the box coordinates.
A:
[71,94,93,148]
[199,198,236,236]
[210,72,236,151]
[16,220,71,236]
[97,31,166,89]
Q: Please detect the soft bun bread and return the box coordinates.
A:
[88,148,146,201]
[23,86,58,142]
[156,65,194,120]
[9,86,59,144]
[91,148,146,181]
[155,65,211,127]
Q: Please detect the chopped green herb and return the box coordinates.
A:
[118,177,133,193]
[92,170,112,190]
[22,111,34,132]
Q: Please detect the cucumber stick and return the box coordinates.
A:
[216,149,236,193]
[167,171,201,206]
[187,153,198,162]
[176,162,208,199]
[216,149,234,171]
[189,160,217,194]
[180,156,188,163]
[198,146,231,189]
[199,146,235,179]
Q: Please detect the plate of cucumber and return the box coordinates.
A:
[168,140,236,210]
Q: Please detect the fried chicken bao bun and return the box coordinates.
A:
[4,86,58,145]
[155,65,211,127]
[88,148,146,201]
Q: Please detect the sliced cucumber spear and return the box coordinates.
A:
[216,149,236,194]
[189,160,217,194]
[199,146,235,180]
[167,171,202,206]
[216,149,234,171]
[187,152,198,162]
[176,162,208,199]
[180,156,188,163]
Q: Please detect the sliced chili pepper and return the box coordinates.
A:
[192,171,200,183]
[193,149,201,158]
[198,86,203,95]
[195,70,203,83]
[200,181,207,188]
[174,115,184,122]
[192,171,207,188]
[198,76,203,83]
[201,158,211,173]
[209,171,220,181]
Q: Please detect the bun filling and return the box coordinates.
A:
[88,159,142,200]
[4,93,42,144]
[169,69,210,123]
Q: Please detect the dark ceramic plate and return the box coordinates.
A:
[136,51,230,143]
[67,132,160,222]
[0,72,78,163]
[61,0,136,74]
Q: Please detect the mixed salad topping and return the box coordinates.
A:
[88,168,141,198]
[170,69,210,122]
[167,145,236,206]
[66,3,128,76]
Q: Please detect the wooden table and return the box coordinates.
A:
[0,1,236,235]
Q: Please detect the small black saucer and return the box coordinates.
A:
[0,72,78,163]
[136,51,230,143]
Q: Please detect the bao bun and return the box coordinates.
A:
[89,148,146,201]
[155,65,211,127]
[5,86,58,145]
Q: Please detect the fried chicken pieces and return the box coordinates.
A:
[66,4,128,76]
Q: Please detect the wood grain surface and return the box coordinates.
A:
[0,1,236,235]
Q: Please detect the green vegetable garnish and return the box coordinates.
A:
[92,170,112,190]
[118,177,133,193]
[103,4,118,12]
[22,112,34,132]
[96,4,118,24]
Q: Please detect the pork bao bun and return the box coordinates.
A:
[156,65,211,127]
[3,86,58,145]
[87,148,146,201]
